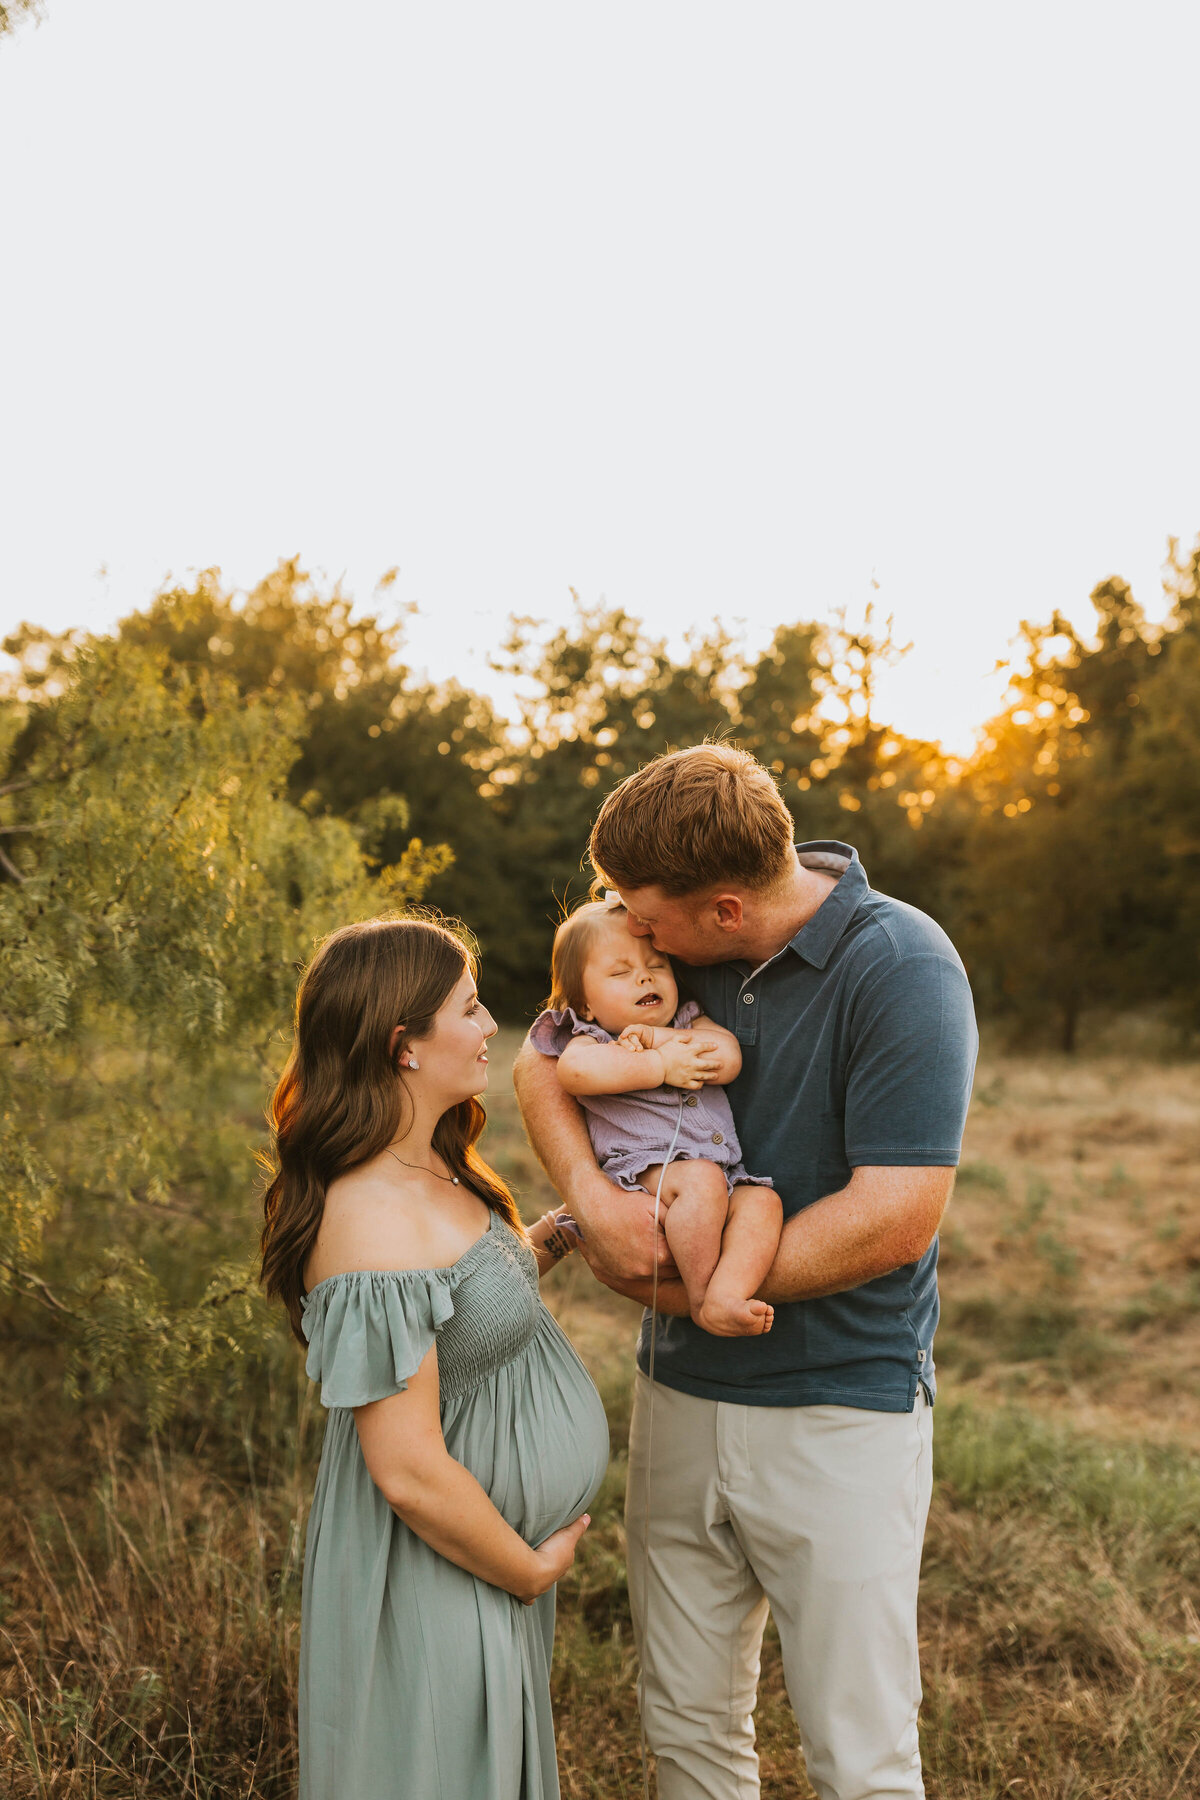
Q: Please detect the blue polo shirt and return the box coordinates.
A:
[636,840,978,1412]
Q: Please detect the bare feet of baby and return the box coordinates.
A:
[696,1294,775,1337]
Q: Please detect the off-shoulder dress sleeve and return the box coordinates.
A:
[528,1005,614,1058]
[300,1270,457,1409]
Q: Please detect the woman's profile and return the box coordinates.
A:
[260,915,609,1800]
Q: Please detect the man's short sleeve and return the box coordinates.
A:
[844,954,978,1166]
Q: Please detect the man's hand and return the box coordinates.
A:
[576,1230,691,1315]
[572,1187,680,1284]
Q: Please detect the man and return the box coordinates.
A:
[512,743,977,1800]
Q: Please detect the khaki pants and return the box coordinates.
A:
[625,1373,933,1800]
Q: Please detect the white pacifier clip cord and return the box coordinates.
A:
[639,1087,687,1800]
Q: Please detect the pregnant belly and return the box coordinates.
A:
[442,1307,610,1545]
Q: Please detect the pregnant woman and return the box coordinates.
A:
[259,916,609,1800]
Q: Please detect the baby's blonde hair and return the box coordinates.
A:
[545,896,627,1015]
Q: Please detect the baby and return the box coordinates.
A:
[530,898,783,1337]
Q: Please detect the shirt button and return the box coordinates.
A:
[742,993,755,1004]
[711,1131,724,1144]
[685,1095,699,1107]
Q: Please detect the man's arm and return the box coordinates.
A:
[758,1165,953,1303]
[585,945,971,1311]
[587,1165,953,1310]
[511,1039,677,1281]
[748,950,971,1304]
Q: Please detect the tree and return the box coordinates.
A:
[1116,536,1200,1027]
[487,601,742,1008]
[956,584,1166,1050]
[117,559,509,998]
[0,633,448,1424]
[0,0,40,41]
[15,537,1198,1059]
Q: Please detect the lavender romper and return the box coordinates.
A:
[529,1001,773,1197]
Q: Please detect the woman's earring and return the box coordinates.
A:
[404,1055,419,1070]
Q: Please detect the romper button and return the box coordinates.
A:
[742,993,754,1004]
[685,1094,698,1107]
[711,1132,723,1144]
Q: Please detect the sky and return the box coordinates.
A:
[1,1,1198,752]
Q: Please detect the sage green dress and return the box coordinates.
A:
[298,1209,610,1800]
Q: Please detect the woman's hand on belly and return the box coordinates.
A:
[517,1514,592,1606]
[353,1340,582,1601]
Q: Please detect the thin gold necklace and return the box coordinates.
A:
[383,1146,459,1186]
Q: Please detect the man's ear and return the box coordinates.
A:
[712,894,744,932]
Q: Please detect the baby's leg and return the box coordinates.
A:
[639,1160,729,1322]
[697,1185,783,1338]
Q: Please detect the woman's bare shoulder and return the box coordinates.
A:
[304,1165,444,1290]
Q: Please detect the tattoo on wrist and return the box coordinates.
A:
[537,1215,575,1260]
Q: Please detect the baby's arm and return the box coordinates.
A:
[617,1018,742,1085]
[557,1037,667,1095]
[690,1016,742,1084]
[558,1033,720,1095]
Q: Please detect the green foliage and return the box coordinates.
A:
[4,526,1200,1415]
[0,635,449,1424]
[14,538,1200,1032]
[954,550,1200,1046]
[110,559,514,1001]
[0,0,40,41]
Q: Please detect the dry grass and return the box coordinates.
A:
[2,1032,1199,1797]
[942,1051,1200,1446]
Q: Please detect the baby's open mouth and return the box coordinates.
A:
[636,993,663,1008]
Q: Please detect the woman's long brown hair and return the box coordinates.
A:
[259,915,523,1346]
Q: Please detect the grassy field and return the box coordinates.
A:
[3,1034,1199,1797]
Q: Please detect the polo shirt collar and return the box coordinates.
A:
[788,839,869,970]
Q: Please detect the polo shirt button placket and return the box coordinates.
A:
[737,988,758,1046]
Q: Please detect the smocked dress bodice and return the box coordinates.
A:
[301,1209,543,1407]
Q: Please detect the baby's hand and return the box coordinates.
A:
[617,1024,656,1053]
[658,1034,721,1090]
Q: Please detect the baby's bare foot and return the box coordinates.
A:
[697,1295,774,1338]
